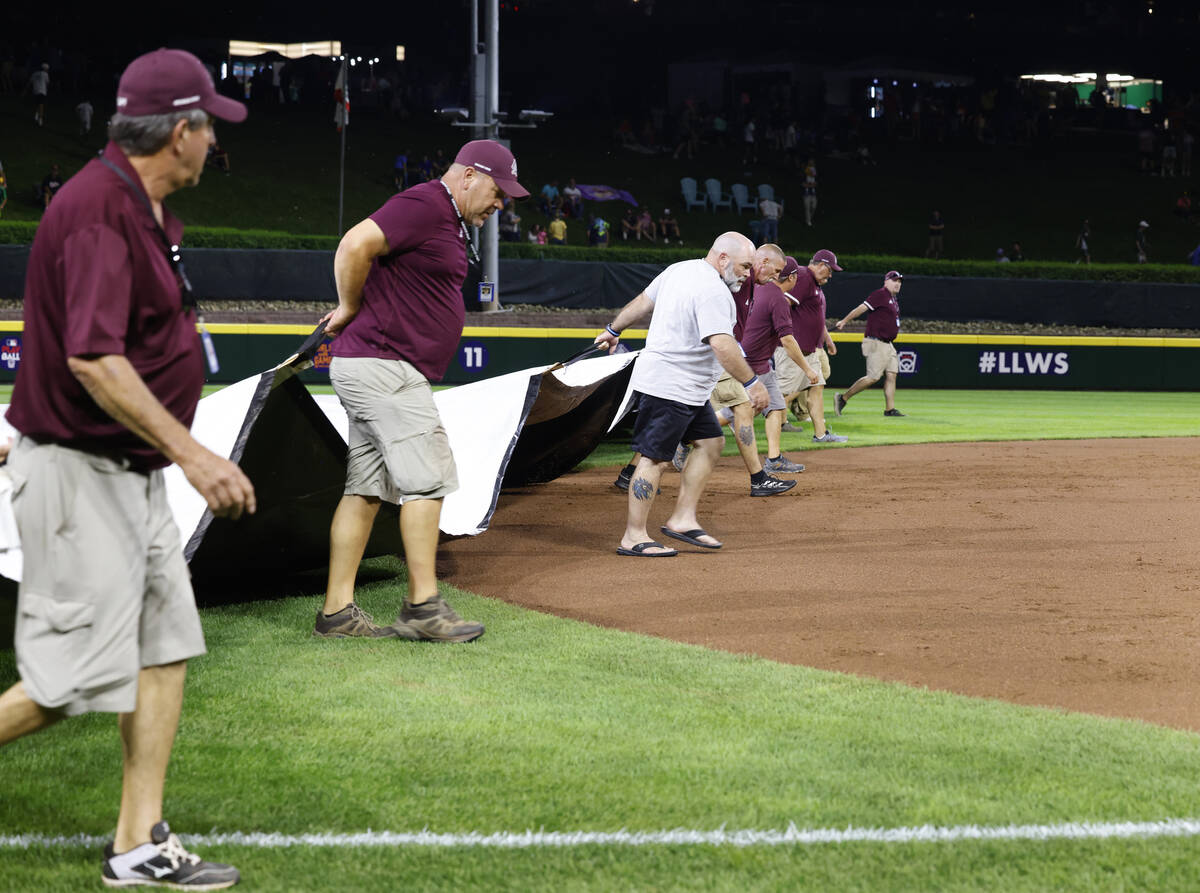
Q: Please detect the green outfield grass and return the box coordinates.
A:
[2,579,1199,891]
[2,388,1199,890]
[577,388,1200,470]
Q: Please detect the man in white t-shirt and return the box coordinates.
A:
[27,63,50,127]
[595,232,768,557]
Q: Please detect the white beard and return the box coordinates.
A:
[722,266,745,292]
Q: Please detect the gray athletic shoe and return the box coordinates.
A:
[102,821,239,889]
[763,455,806,473]
[812,430,849,444]
[313,603,401,638]
[392,595,485,643]
[672,443,692,472]
[750,474,797,497]
[835,393,847,416]
[781,421,804,433]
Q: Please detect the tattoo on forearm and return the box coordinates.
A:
[632,478,655,500]
[738,425,754,446]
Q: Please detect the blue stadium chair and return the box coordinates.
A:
[704,178,733,213]
[730,183,756,215]
[680,177,707,212]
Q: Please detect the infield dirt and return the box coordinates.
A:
[440,438,1200,732]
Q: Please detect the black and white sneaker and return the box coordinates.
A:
[102,821,239,889]
[750,474,797,497]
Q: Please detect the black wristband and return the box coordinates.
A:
[606,324,621,338]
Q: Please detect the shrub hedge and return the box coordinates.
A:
[3,221,1197,284]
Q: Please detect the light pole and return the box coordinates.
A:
[439,0,552,313]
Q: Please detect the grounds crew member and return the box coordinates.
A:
[740,255,820,469]
[834,270,905,417]
[596,232,769,556]
[789,249,848,444]
[316,139,528,640]
[0,49,254,889]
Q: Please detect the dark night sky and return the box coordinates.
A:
[8,1,1200,95]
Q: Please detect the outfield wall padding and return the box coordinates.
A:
[2,246,1199,329]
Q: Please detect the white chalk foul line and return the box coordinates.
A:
[4,819,1200,850]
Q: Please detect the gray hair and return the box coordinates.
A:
[107,109,209,156]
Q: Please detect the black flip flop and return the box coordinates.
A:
[616,541,678,557]
[660,526,723,549]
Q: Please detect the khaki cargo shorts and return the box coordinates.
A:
[773,347,827,392]
[9,437,205,716]
[330,356,459,504]
[863,337,899,379]
[710,371,749,409]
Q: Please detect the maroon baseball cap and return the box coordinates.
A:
[117,49,246,122]
[885,270,903,281]
[779,255,802,281]
[810,249,843,271]
[454,140,530,198]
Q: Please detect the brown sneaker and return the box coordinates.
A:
[313,602,401,638]
[391,595,485,643]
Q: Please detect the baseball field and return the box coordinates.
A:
[2,388,1200,891]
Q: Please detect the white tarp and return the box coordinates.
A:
[0,349,638,582]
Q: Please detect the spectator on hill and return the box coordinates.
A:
[588,215,610,247]
[1190,242,1200,266]
[1181,128,1194,178]
[1137,125,1156,174]
[758,195,781,244]
[393,152,409,191]
[742,117,758,165]
[431,148,449,177]
[995,248,1010,263]
[1161,135,1177,178]
[0,170,7,219]
[926,210,945,258]
[548,211,567,245]
[75,98,93,135]
[561,178,583,218]
[206,141,230,173]
[1135,220,1149,263]
[1075,219,1091,264]
[1009,241,1024,261]
[636,208,656,241]
[620,207,639,241]
[539,179,561,217]
[658,208,682,244]
[418,154,434,183]
[802,158,818,226]
[1174,191,1191,223]
[26,63,49,127]
[500,204,522,242]
[41,164,64,209]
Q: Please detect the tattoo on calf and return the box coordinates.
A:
[738,425,754,446]
[631,477,655,500]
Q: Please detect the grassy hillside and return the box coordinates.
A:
[3,95,1200,267]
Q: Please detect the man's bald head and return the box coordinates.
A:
[706,232,755,293]
[753,243,785,284]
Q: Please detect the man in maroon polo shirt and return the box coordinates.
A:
[741,255,824,471]
[0,49,253,889]
[834,270,905,416]
[316,140,528,641]
[789,249,848,444]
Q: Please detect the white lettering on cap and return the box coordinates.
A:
[472,161,493,172]
[172,95,201,107]
[117,96,127,106]
[511,159,518,175]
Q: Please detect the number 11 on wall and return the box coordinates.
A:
[460,341,489,371]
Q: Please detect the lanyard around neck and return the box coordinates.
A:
[440,180,482,265]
